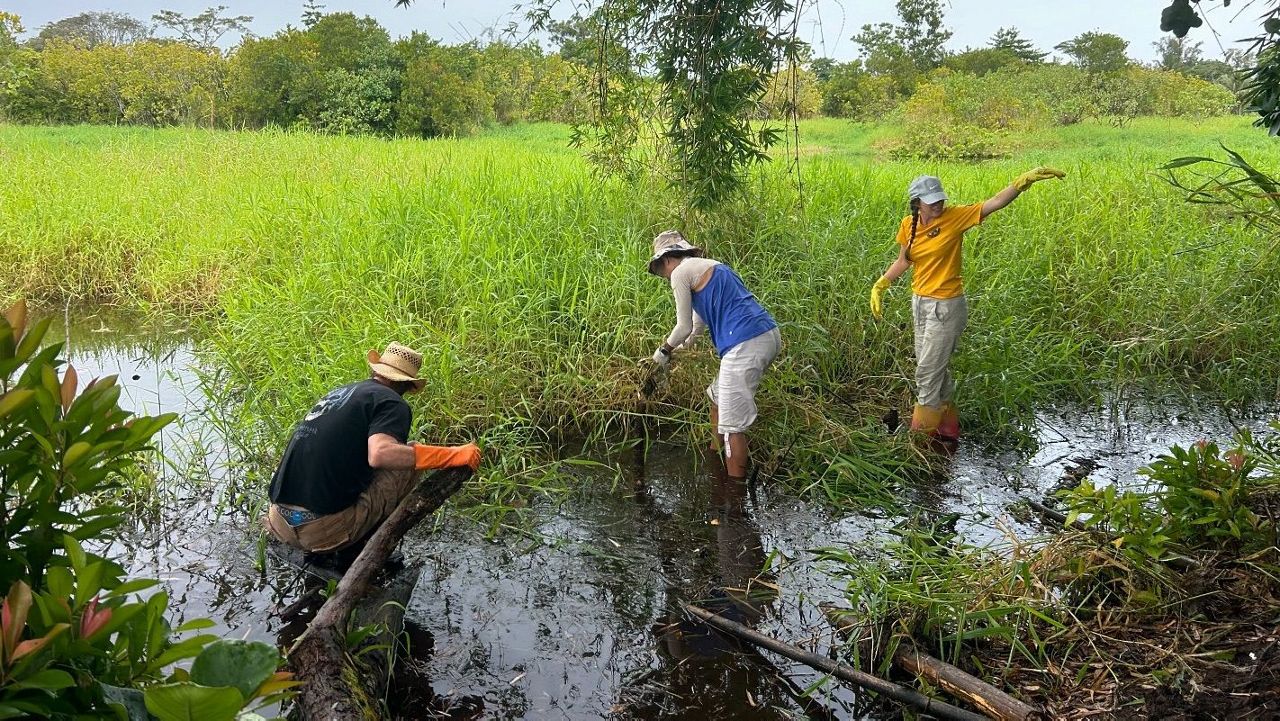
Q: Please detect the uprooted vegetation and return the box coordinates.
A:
[818,423,1280,719]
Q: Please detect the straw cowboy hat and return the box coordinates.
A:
[367,342,426,391]
[647,230,704,275]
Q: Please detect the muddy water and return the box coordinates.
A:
[55,320,1276,719]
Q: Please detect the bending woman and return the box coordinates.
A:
[870,168,1065,440]
[648,231,781,478]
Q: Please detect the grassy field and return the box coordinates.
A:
[2,116,1278,504]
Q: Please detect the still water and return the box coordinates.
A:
[54,316,1275,719]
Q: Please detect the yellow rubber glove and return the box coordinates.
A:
[1012,167,1066,192]
[870,275,892,319]
[414,442,481,472]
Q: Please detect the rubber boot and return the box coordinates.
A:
[909,404,942,435]
[936,401,960,442]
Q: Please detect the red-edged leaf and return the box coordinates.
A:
[60,365,78,412]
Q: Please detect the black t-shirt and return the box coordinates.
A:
[269,379,412,515]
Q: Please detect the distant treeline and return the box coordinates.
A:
[0,7,1250,144]
[0,10,593,136]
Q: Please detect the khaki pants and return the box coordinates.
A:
[912,295,967,409]
[266,468,420,553]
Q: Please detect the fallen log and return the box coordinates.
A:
[821,604,1040,721]
[288,466,471,720]
[683,603,988,721]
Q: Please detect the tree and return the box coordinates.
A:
[30,11,151,50]
[0,12,34,119]
[943,47,1024,75]
[301,0,326,29]
[1055,31,1131,73]
[1154,36,1204,70]
[152,6,252,49]
[1158,0,1280,135]
[852,0,952,81]
[989,27,1047,63]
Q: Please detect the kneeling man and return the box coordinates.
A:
[266,342,480,554]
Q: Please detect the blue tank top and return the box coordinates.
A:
[691,264,777,357]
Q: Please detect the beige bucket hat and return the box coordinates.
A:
[367,342,426,391]
[647,230,704,275]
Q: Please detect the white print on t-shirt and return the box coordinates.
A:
[304,384,358,422]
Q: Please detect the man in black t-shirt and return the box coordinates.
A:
[266,342,481,554]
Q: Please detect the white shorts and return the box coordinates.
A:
[706,327,781,434]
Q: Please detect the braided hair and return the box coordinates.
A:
[905,198,921,263]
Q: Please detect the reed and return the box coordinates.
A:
[2,117,1278,507]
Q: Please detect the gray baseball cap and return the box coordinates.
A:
[907,175,947,204]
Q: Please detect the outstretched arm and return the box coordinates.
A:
[982,166,1066,220]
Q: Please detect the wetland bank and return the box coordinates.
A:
[5,117,1280,718]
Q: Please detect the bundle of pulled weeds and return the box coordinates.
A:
[827,429,1280,720]
[972,532,1280,720]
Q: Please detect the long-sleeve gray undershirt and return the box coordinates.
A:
[665,257,720,349]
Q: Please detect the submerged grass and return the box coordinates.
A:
[2,117,1279,509]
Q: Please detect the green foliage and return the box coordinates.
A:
[2,9,587,139]
[1157,0,1280,134]
[1060,429,1280,566]
[853,0,952,89]
[29,11,151,51]
[649,0,803,208]
[395,39,493,137]
[887,63,1237,156]
[757,66,822,120]
[1055,31,1132,74]
[813,58,898,120]
[942,47,1025,76]
[0,301,294,718]
[888,70,1049,159]
[988,26,1047,63]
[1160,147,1280,242]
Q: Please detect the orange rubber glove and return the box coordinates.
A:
[414,442,481,472]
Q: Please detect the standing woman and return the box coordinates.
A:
[648,231,781,479]
[870,168,1065,440]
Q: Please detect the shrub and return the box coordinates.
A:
[887,69,1049,159]
[816,60,899,120]
[0,301,295,719]
[1149,68,1236,118]
[757,66,822,120]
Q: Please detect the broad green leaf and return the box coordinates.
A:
[100,683,150,721]
[11,668,75,691]
[63,441,92,468]
[143,683,243,721]
[0,389,34,420]
[190,640,280,701]
[174,618,216,633]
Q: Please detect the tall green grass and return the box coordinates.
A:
[2,117,1278,507]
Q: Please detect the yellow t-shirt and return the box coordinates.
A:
[896,202,983,299]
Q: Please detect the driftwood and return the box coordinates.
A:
[289,466,471,720]
[683,603,988,721]
[821,604,1040,721]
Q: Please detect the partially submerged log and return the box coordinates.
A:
[683,603,988,721]
[822,604,1040,721]
[289,466,471,720]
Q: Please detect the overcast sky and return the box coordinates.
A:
[3,1,1265,62]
